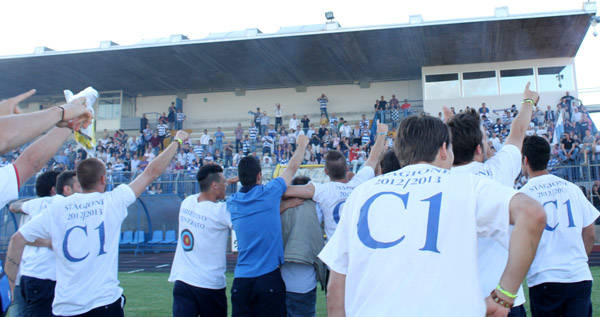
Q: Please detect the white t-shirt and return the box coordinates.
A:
[313,166,374,240]
[168,196,232,289]
[289,118,299,131]
[519,174,599,287]
[318,164,516,317]
[451,143,526,306]
[19,184,136,316]
[20,195,63,281]
[0,164,19,209]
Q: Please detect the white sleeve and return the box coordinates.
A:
[485,144,521,185]
[0,164,19,209]
[312,182,328,204]
[19,209,52,242]
[107,184,137,220]
[474,176,515,249]
[348,166,375,187]
[318,195,353,274]
[578,190,600,227]
[21,198,47,217]
[218,203,233,229]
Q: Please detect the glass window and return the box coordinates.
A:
[463,71,498,97]
[425,73,459,100]
[500,68,534,94]
[97,91,122,120]
[538,65,574,92]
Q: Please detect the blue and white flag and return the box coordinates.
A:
[552,111,564,145]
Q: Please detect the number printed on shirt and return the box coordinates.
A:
[62,221,107,262]
[357,192,442,253]
[543,199,576,231]
[333,200,345,224]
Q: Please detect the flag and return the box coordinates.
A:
[64,87,98,151]
[552,111,564,145]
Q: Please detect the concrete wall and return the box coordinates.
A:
[135,80,423,130]
[423,57,578,115]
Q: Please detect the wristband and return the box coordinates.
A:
[496,284,517,299]
[174,138,183,147]
[378,132,386,136]
[523,99,535,107]
[490,289,514,309]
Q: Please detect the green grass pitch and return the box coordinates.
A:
[120,268,600,316]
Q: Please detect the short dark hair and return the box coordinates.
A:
[522,135,550,172]
[35,170,60,197]
[197,164,224,192]
[238,156,261,186]
[325,150,347,180]
[380,150,401,174]
[76,158,106,190]
[447,109,482,165]
[292,176,311,185]
[395,115,450,168]
[56,170,77,195]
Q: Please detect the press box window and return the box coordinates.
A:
[463,71,498,97]
[425,73,459,100]
[500,68,534,94]
[538,65,574,92]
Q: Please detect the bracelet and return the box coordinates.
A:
[523,99,535,107]
[490,289,514,309]
[378,132,386,136]
[496,284,517,299]
[56,105,65,121]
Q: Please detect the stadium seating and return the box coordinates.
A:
[132,230,145,245]
[162,230,177,244]
[148,230,164,244]
[120,231,134,245]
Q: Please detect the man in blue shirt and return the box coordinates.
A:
[214,127,225,153]
[227,134,309,316]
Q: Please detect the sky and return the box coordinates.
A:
[1,0,598,100]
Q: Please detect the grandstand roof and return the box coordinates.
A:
[0,8,594,98]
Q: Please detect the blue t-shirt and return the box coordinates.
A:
[227,177,287,278]
[214,131,225,143]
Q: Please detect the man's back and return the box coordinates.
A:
[19,184,135,315]
[226,178,287,278]
[319,164,515,316]
[519,174,599,287]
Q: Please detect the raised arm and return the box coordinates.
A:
[505,83,539,150]
[0,99,91,154]
[0,89,35,116]
[280,135,309,186]
[14,127,72,186]
[129,131,189,197]
[363,122,388,170]
[492,193,545,307]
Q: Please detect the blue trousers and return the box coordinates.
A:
[286,288,316,317]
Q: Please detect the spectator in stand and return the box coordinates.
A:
[582,129,595,165]
[242,135,251,156]
[301,115,310,135]
[360,114,370,133]
[389,94,399,109]
[200,129,210,152]
[319,114,328,128]
[248,123,259,151]
[329,113,338,133]
[288,130,297,151]
[249,107,262,134]
[492,118,505,135]
[377,96,387,111]
[274,104,283,131]
[289,114,299,132]
[262,134,274,156]
[268,125,277,138]
[260,111,270,136]
[168,102,176,130]
[478,102,490,115]
[176,109,186,130]
[207,140,216,156]
[193,141,204,163]
[150,132,161,153]
[159,112,168,125]
[214,127,225,152]
[157,120,169,150]
[140,114,148,133]
[235,123,244,153]
[560,133,579,163]
[562,91,575,114]
[317,94,329,119]
[545,105,556,124]
[307,124,316,139]
[340,121,351,139]
[572,107,584,135]
[401,98,411,118]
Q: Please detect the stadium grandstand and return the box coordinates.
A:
[2,1,600,296]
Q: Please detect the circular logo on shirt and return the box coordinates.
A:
[181,229,194,252]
